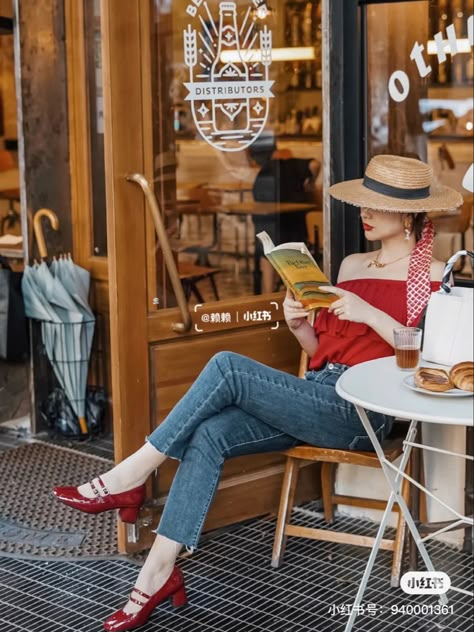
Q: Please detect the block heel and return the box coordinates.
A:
[118,505,141,524]
[171,585,188,608]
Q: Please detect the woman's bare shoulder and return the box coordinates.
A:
[337,252,373,282]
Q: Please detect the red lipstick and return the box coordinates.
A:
[362,223,373,231]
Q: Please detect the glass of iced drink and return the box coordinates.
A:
[393,327,422,370]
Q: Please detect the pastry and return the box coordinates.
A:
[414,367,454,392]
[449,361,474,392]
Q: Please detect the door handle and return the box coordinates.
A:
[127,173,192,333]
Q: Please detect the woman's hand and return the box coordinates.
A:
[320,286,375,325]
[283,288,310,330]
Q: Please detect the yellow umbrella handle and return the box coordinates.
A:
[33,208,59,259]
[78,416,88,435]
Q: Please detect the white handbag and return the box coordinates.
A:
[422,250,474,366]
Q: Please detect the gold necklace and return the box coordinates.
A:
[367,251,412,269]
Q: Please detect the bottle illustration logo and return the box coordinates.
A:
[184,1,274,152]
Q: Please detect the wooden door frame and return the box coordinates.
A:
[326,0,365,280]
[65,1,108,282]
[99,0,153,551]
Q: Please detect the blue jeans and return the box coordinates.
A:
[147,351,393,549]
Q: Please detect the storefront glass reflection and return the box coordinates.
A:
[366,0,473,269]
[85,0,107,257]
[150,0,324,306]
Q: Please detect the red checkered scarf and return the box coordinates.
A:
[406,218,435,326]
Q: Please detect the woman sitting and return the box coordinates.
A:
[52,155,462,631]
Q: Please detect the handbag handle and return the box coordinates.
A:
[440,250,474,293]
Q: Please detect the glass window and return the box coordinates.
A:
[366,0,473,269]
[149,0,325,306]
[84,0,107,256]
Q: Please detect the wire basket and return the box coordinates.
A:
[38,319,95,434]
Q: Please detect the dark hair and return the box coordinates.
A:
[248,132,277,166]
[411,213,427,241]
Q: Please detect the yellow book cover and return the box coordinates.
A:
[257,231,337,309]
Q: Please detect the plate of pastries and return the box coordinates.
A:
[403,361,474,397]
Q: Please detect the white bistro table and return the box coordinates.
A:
[335,356,474,632]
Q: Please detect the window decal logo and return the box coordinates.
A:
[184,1,274,152]
[388,14,473,192]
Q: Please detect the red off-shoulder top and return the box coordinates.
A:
[308,278,441,371]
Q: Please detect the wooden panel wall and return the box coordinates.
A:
[151,326,300,422]
[15,0,73,432]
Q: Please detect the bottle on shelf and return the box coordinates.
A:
[285,109,299,135]
[304,61,313,89]
[296,110,304,134]
[289,62,301,89]
[290,5,301,46]
[313,1,323,89]
[302,2,313,46]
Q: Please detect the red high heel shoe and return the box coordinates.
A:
[103,566,187,631]
[52,477,146,524]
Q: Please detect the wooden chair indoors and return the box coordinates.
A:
[0,149,16,171]
[430,195,473,273]
[176,184,220,258]
[271,349,423,587]
[174,184,222,302]
[178,260,220,303]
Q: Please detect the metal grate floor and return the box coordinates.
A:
[0,505,472,632]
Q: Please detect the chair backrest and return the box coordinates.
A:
[431,196,473,234]
[272,148,293,159]
[0,150,15,171]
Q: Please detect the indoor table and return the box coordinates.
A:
[205,182,254,270]
[335,356,473,632]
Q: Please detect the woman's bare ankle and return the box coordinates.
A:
[77,443,167,498]
[77,473,147,498]
[123,565,175,614]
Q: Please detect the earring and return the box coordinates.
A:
[404,218,412,240]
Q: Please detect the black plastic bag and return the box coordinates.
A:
[41,386,107,437]
[0,256,28,361]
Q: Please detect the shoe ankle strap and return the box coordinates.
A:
[129,587,151,606]
[90,476,109,497]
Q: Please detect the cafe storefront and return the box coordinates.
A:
[3,0,472,555]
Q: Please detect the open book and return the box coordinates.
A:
[257,231,337,309]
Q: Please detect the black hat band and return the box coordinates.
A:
[363,175,430,200]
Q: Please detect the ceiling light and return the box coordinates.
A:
[221,46,315,63]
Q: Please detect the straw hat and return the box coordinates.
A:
[329,154,463,213]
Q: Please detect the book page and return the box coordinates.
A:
[256,231,275,254]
